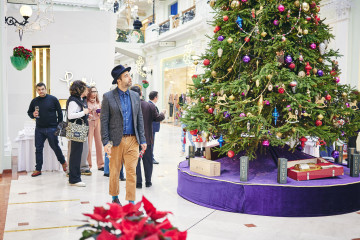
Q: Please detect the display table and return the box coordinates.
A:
[15,122,68,172]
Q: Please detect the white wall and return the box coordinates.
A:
[6,10,117,144]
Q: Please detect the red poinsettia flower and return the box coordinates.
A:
[83,206,109,222]
[162,229,187,240]
[142,196,172,221]
[192,75,198,78]
[143,233,160,240]
[119,217,147,238]
[97,229,118,240]
[155,218,173,230]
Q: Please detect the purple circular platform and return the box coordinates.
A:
[177,148,360,217]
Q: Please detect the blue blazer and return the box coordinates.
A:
[149,101,160,133]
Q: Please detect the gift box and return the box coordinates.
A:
[190,157,221,177]
[287,158,344,181]
[205,143,226,160]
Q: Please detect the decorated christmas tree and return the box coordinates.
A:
[182,0,360,159]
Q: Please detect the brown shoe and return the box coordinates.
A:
[31,170,42,177]
[62,162,68,172]
[112,198,122,206]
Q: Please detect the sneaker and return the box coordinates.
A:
[112,198,122,205]
[81,170,92,176]
[31,170,42,177]
[129,200,134,204]
[145,182,152,188]
[104,173,109,177]
[153,159,159,164]
[136,183,142,189]
[61,162,68,172]
[120,177,126,181]
[69,182,86,187]
[98,167,104,171]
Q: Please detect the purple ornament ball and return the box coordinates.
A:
[317,70,324,76]
[218,35,224,41]
[332,150,340,159]
[223,111,230,118]
[242,55,251,63]
[285,55,293,64]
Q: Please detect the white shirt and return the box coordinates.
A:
[67,100,85,120]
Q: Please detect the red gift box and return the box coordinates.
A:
[287,158,344,181]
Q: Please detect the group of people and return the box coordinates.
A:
[27,64,165,205]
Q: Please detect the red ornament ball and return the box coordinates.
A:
[201,97,205,102]
[203,59,210,66]
[223,15,229,21]
[289,62,296,69]
[244,36,250,42]
[227,150,235,158]
[208,108,214,114]
[278,88,285,94]
[189,129,198,136]
[325,94,331,101]
[315,119,323,126]
[214,26,221,33]
[330,70,337,76]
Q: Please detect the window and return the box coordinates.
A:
[32,46,50,98]
[170,2,178,16]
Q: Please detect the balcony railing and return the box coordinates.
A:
[158,5,196,35]
[116,29,145,43]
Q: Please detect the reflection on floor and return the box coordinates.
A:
[3,124,360,240]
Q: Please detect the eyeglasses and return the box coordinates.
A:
[91,91,98,93]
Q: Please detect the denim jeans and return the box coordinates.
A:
[320,142,334,157]
[104,153,124,179]
[35,127,65,171]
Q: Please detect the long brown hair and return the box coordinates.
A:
[87,87,100,103]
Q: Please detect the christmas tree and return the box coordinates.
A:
[182,0,360,159]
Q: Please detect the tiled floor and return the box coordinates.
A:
[2,124,360,240]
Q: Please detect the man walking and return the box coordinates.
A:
[148,91,165,164]
[101,65,146,205]
[130,87,165,188]
[27,83,67,177]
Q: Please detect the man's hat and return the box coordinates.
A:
[111,65,131,84]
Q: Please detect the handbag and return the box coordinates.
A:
[66,118,89,142]
[54,121,68,137]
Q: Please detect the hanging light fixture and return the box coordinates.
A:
[5,5,33,40]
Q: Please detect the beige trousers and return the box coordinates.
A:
[87,119,104,168]
[109,136,139,201]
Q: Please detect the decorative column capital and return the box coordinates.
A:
[321,0,352,20]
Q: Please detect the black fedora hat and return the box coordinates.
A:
[111,65,131,84]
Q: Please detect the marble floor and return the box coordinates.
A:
[3,124,360,240]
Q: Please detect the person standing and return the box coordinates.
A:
[101,65,146,205]
[131,87,165,188]
[148,91,164,164]
[87,87,104,170]
[27,83,67,177]
[67,80,89,187]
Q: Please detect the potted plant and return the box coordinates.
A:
[80,196,187,240]
[10,46,34,71]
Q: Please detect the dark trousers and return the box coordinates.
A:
[69,141,83,184]
[136,144,153,184]
[35,127,65,171]
[348,135,358,148]
[169,103,174,117]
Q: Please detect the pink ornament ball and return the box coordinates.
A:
[310,43,317,49]
[278,4,285,12]
[262,140,270,146]
[239,113,246,117]
[335,77,340,83]
[241,0,247,2]
[273,19,279,26]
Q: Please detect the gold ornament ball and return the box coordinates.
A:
[302,2,310,12]
[206,105,210,109]
[276,132,283,138]
[318,57,323,63]
[266,74,273,80]
[304,20,308,24]
[229,95,235,101]
[227,37,233,44]
[247,112,253,117]
[294,0,300,7]
[201,79,206,83]
[227,67,233,72]
[292,127,297,133]
[317,114,324,120]
[193,60,198,65]
[230,0,240,9]
[209,0,216,7]
[313,68,318,74]
[211,71,217,77]
[303,29,309,35]
[261,32,267,37]
[298,71,306,78]
[342,92,348,97]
